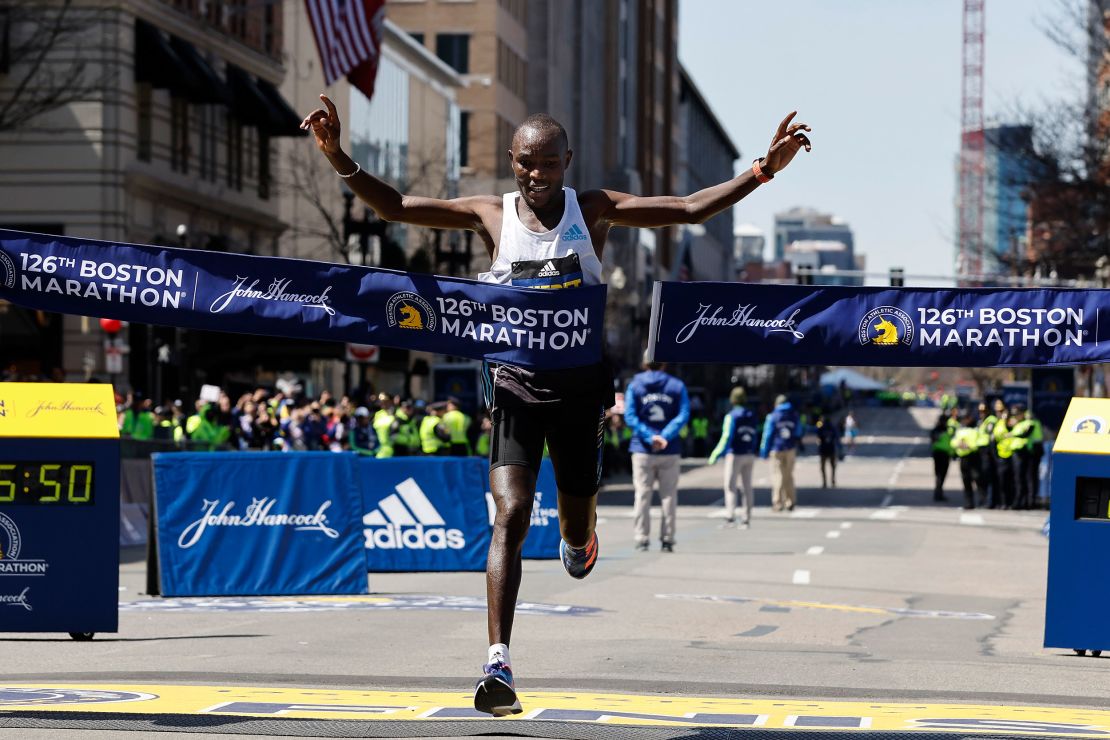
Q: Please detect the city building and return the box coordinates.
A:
[980,124,1035,276]
[772,207,858,284]
[733,223,766,266]
[773,207,855,263]
[0,0,303,396]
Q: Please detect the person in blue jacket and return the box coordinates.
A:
[760,394,801,512]
[624,353,690,552]
[708,387,759,528]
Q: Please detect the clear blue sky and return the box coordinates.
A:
[678,0,1082,286]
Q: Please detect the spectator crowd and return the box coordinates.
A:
[115,387,488,459]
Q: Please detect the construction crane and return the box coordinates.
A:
[957,0,985,282]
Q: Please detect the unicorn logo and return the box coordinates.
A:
[871,316,900,344]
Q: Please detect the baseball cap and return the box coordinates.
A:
[354,407,371,418]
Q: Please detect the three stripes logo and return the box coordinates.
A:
[562,224,588,242]
[537,260,560,277]
[363,478,464,550]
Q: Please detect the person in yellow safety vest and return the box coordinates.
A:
[186,403,230,451]
[151,406,181,447]
[690,413,710,458]
[929,413,954,502]
[393,400,418,456]
[1029,411,1045,507]
[372,402,396,458]
[443,397,472,457]
[951,412,980,510]
[994,409,1017,509]
[475,413,492,458]
[1009,404,1040,510]
[121,396,156,440]
[975,402,999,509]
[420,402,451,455]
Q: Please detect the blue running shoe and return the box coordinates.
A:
[474,661,521,716]
[559,532,599,579]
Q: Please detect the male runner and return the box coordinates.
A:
[301,95,811,716]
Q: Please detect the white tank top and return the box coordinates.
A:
[477,187,604,289]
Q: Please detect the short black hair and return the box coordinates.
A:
[513,113,568,151]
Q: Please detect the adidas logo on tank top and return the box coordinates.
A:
[562,224,588,241]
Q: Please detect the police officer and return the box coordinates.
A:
[690,412,710,458]
[930,412,954,502]
[975,401,998,508]
[443,397,472,457]
[1010,404,1037,509]
[760,394,801,512]
[420,402,451,456]
[994,408,1018,509]
[625,354,690,552]
[708,387,759,527]
[951,412,980,509]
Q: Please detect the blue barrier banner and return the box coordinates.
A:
[359,458,491,572]
[649,281,1110,367]
[0,229,605,369]
[153,452,367,596]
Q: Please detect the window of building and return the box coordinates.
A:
[198,105,215,181]
[136,83,152,162]
[497,116,514,179]
[0,8,11,75]
[228,0,247,40]
[435,34,469,74]
[262,2,276,55]
[498,0,525,25]
[227,114,243,190]
[170,97,189,173]
[258,132,271,200]
[244,126,255,180]
[408,31,424,46]
[459,111,470,168]
[497,40,525,99]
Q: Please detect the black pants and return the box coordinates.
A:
[932,451,950,500]
[959,451,979,509]
[1015,450,1036,509]
[998,456,1016,509]
[979,452,998,508]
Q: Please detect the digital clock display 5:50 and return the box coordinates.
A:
[0,461,96,505]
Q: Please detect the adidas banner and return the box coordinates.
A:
[0,229,605,369]
[152,452,368,596]
[648,281,1110,367]
[359,458,492,572]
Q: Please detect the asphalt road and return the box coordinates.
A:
[2,406,1099,740]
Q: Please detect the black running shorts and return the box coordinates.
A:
[485,362,611,498]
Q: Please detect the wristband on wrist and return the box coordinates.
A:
[752,158,773,184]
[337,162,361,179]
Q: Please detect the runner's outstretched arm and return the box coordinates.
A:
[300,94,497,232]
[582,112,812,229]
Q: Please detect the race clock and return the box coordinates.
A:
[0,382,119,638]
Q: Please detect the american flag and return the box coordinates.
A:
[305,0,387,99]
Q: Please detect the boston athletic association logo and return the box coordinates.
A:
[0,250,14,289]
[1072,416,1107,434]
[386,292,436,332]
[859,306,913,347]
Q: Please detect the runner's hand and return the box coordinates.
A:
[763,112,812,174]
[651,435,668,452]
[300,94,342,154]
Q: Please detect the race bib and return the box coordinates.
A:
[510,254,584,290]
